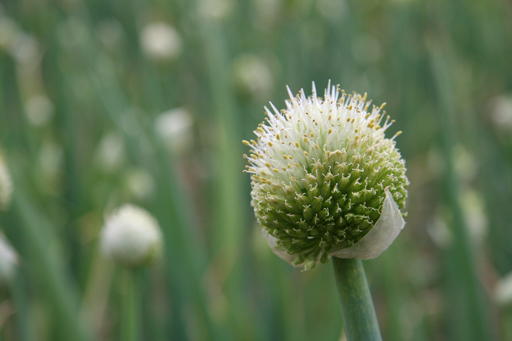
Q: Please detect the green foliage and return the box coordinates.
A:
[0,0,511,340]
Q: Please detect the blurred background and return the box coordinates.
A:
[0,0,512,340]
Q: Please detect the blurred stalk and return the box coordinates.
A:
[121,269,139,341]
[195,10,244,341]
[9,272,33,341]
[11,190,91,341]
[81,248,114,338]
[202,18,243,272]
[428,42,492,340]
[333,258,382,341]
[379,248,405,341]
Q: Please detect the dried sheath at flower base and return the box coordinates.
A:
[100,204,163,267]
[244,82,409,270]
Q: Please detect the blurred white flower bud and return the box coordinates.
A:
[494,271,512,306]
[426,209,452,249]
[233,54,274,99]
[124,169,156,200]
[0,153,13,210]
[24,94,54,126]
[490,95,512,132]
[317,0,347,21]
[0,232,18,285]
[95,132,126,173]
[140,22,182,61]
[9,33,39,65]
[199,0,234,21]
[460,189,487,244]
[0,16,20,50]
[37,140,63,185]
[154,107,194,154]
[101,205,163,267]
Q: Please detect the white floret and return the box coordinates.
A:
[101,204,163,267]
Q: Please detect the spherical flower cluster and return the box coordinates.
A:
[244,83,408,270]
[0,153,13,211]
[100,204,163,267]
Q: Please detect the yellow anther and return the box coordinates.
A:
[242,140,250,146]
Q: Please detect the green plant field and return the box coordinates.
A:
[1,0,512,340]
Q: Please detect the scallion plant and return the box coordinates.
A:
[244,82,409,340]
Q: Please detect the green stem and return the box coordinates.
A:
[12,191,91,341]
[10,273,33,341]
[121,269,138,341]
[332,257,382,341]
[428,43,491,340]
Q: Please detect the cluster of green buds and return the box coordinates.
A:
[244,83,408,270]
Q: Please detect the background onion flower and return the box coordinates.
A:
[101,204,163,267]
[244,82,408,270]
